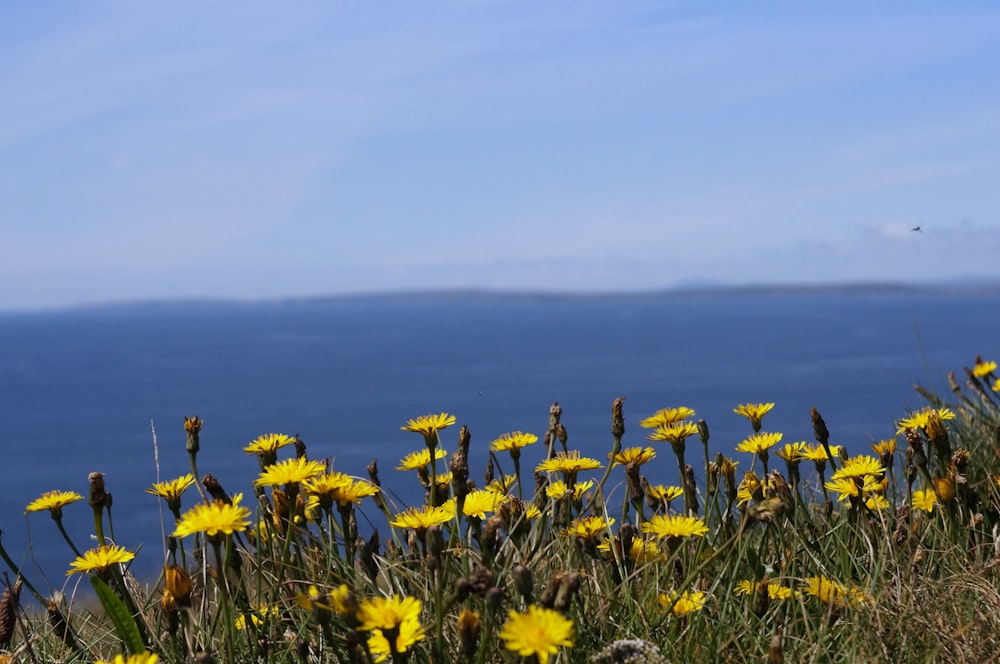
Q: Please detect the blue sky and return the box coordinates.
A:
[2,2,1000,311]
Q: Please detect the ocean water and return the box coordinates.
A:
[1,288,997,589]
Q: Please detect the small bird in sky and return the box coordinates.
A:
[911,226,923,233]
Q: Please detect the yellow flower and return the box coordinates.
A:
[870,439,897,458]
[94,653,159,664]
[973,359,997,378]
[544,479,594,501]
[254,457,326,488]
[356,595,423,632]
[657,590,706,616]
[896,407,956,434]
[456,489,503,519]
[829,455,885,481]
[490,431,539,453]
[800,576,871,607]
[366,616,425,663]
[396,448,447,471]
[146,474,196,512]
[912,488,936,512]
[234,604,279,630]
[67,545,136,576]
[647,421,700,445]
[639,407,696,429]
[640,514,709,539]
[303,472,379,508]
[992,378,1000,393]
[734,579,795,600]
[25,490,84,518]
[801,443,844,462]
[865,494,891,511]
[499,605,575,664]
[646,484,684,503]
[535,451,603,475]
[563,515,614,540]
[733,402,775,431]
[611,446,656,467]
[401,413,456,438]
[775,442,809,462]
[933,475,956,502]
[597,537,666,565]
[736,471,763,506]
[330,584,358,616]
[735,432,783,455]
[389,504,455,531]
[243,433,296,456]
[172,499,252,539]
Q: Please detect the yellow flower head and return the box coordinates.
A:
[657,590,706,616]
[356,595,423,632]
[639,407,696,429]
[563,515,614,540]
[389,504,455,531]
[912,488,936,512]
[825,475,885,502]
[535,451,603,476]
[645,484,684,503]
[800,576,871,607]
[647,421,700,446]
[146,474,196,511]
[597,536,666,565]
[303,472,379,508]
[254,457,326,488]
[736,471,763,506]
[870,438,897,458]
[396,448,447,471]
[490,431,539,453]
[775,441,809,462]
[734,402,775,431]
[545,479,594,501]
[243,433,296,456]
[94,653,159,664]
[611,446,656,467]
[735,579,795,600]
[25,490,84,518]
[640,514,709,539]
[973,359,998,378]
[735,432,783,455]
[486,475,517,496]
[499,605,575,664]
[801,443,844,462]
[829,455,885,481]
[896,407,956,434]
[456,489,503,519]
[172,498,252,539]
[67,545,136,576]
[366,616,426,663]
[401,413,456,450]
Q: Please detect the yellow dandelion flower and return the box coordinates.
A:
[356,594,423,631]
[639,407,696,429]
[486,475,517,496]
[94,652,159,664]
[870,438,897,458]
[25,490,83,518]
[457,489,503,519]
[775,441,809,462]
[401,413,456,437]
[367,616,426,663]
[172,499,251,539]
[646,484,684,503]
[736,471,763,506]
[519,502,542,520]
[234,604,280,630]
[329,584,358,616]
[735,432,783,455]
[912,489,936,512]
[640,514,709,539]
[535,451,603,475]
[896,407,956,434]
[734,579,795,600]
[934,475,956,502]
[396,448,447,471]
[800,576,870,607]
[829,455,885,481]
[801,443,844,462]
[992,378,1000,392]
[657,590,706,616]
[973,359,998,378]
[499,605,575,664]
[564,515,614,540]
[611,446,656,467]
[647,420,700,445]
[490,431,539,452]
[243,433,296,456]
[254,457,326,488]
[389,504,455,531]
[597,537,666,565]
[67,545,135,576]
[545,479,594,501]
[146,474,196,512]
[734,402,775,430]
[866,494,891,510]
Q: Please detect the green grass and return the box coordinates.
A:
[3,359,1000,664]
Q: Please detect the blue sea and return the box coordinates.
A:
[2,287,997,590]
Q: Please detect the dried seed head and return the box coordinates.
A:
[0,577,21,648]
[611,397,626,439]
[458,425,472,458]
[185,416,203,454]
[202,474,232,504]
[88,472,107,510]
[811,408,829,447]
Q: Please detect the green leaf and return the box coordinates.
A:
[89,574,144,655]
